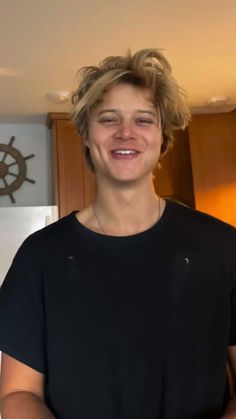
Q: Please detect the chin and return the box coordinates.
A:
[108,171,152,185]
[96,163,155,185]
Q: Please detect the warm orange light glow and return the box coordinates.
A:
[195,182,236,227]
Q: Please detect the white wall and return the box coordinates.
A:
[0,206,58,284]
[0,124,52,206]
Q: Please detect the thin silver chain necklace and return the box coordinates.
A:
[92,202,107,235]
[92,197,161,236]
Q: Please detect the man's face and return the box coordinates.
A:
[85,83,162,185]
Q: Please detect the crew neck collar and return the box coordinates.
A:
[71,199,173,241]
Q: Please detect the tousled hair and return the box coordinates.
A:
[71,48,191,171]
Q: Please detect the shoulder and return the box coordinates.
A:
[166,199,236,243]
[164,200,236,278]
[15,211,78,261]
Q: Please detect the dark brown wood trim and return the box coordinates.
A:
[46,113,70,129]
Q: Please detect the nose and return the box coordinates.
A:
[115,120,136,140]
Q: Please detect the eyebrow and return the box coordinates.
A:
[137,110,158,116]
[96,109,117,115]
[96,109,158,116]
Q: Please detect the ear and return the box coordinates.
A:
[160,131,163,145]
[83,136,90,148]
[160,133,165,154]
[159,130,163,150]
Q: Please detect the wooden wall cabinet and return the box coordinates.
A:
[48,111,236,226]
[47,113,195,218]
[47,113,96,218]
[188,111,236,226]
[154,128,195,208]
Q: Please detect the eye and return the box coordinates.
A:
[136,117,155,125]
[98,116,120,125]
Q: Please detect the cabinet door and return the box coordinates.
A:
[154,128,195,208]
[188,112,236,226]
[52,118,96,217]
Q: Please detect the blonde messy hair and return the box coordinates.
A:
[71,48,190,171]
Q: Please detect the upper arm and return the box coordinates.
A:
[0,240,45,376]
[228,347,236,378]
[0,352,44,401]
[228,346,236,396]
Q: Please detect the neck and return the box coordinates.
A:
[92,177,163,236]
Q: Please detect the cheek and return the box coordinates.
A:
[85,123,96,148]
[85,125,104,149]
[150,132,162,149]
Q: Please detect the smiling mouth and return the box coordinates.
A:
[111,149,140,155]
[110,149,141,160]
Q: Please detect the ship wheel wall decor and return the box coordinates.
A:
[0,136,35,204]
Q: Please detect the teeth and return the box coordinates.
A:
[113,150,137,155]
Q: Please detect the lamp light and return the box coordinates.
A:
[46,91,71,104]
[206,96,230,106]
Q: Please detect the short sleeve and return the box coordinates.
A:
[230,285,236,345]
[0,237,45,373]
[229,252,236,345]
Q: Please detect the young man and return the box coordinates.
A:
[0,49,236,419]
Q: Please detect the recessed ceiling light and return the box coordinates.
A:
[46,91,71,104]
[0,67,21,77]
[206,96,230,106]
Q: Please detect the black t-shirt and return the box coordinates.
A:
[0,200,236,419]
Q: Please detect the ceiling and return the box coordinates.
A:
[1,0,236,124]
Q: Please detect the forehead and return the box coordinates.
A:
[95,83,156,111]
